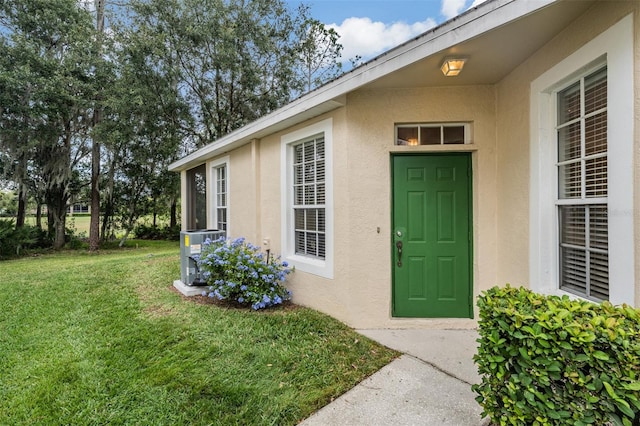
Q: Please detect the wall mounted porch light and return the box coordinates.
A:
[440,57,467,77]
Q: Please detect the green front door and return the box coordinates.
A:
[392,154,472,318]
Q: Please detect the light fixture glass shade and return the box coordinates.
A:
[441,58,466,76]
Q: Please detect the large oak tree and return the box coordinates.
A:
[0,0,345,249]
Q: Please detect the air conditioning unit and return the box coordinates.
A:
[180,230,226,286]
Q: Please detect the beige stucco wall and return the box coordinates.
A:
[203,85,498,329]
[257,110,355,323]
[225,143,257,241]
[634,7,640,308]
[267,1,640,327]
[183,1,640,328]
[230,87,497,329]
[339,86,498,328]
[495,2,640,301]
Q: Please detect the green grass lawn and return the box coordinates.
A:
[24,214,171,236]
[0,241,397,425]
[24,214,92,234]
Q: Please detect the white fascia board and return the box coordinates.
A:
[169,0,557,172]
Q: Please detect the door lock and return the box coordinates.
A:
[396,241,403,267]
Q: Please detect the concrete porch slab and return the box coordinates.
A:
[358,329,481,385]
[173,280,208,297]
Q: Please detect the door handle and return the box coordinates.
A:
[396,241,403,267]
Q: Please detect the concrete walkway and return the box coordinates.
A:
[299,329,488,426]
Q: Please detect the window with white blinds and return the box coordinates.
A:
[215,164,227,231]
[556,67,608,301]
[292,135,326,259]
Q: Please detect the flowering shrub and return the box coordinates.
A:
[197,237,293,310]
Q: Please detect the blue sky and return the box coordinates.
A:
[287,0,487,63]
[301,0,448,25]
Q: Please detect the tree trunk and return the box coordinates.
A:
[170,197,177,228]
[46,182,69,250]
[52,211,66,250]
[101,198,113,241]
[101,151,116,241]
[35,203,42,229]
[15,183,27,228]
[89,0,105,252]
[118,228,131,248]
[49,200,67,250]
[47,209,54,237]
[89,136,100,251]
[152,197,157,227]
[119,210,136,248]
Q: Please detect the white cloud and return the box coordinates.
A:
[441,0,490,19]
[328,17,436,63]
[324,0,491,66]
[441,0,467,19]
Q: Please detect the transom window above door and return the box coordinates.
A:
[395,123,470,146]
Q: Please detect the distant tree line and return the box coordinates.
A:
[0,0,345,249]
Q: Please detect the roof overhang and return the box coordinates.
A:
[169,0,595,172]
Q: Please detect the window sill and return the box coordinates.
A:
[541,287,602,305]
[285,254,333,279]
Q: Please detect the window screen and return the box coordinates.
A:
[187,164,207,230]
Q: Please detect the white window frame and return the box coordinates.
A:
[209,156,230,234]
[556,66,608,301]
[529,15,634,305]
[281,118,334,279]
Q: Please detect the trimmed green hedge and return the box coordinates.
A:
[473,285,640,426]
